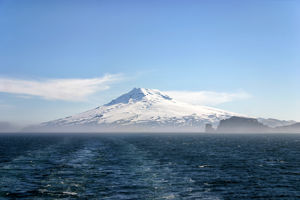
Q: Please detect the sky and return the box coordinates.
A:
[0,0,299,126]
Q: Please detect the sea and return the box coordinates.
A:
[0,133,299,200]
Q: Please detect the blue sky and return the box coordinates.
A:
[0,0,299,125]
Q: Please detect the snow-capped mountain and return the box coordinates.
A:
[32,88,297,132]
[38,88,243,132]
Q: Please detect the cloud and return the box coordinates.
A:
[0,74,122,101]
[164,90,251,106]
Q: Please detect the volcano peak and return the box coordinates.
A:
[105,88,172,106]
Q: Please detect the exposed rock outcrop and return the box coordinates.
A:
[217,116,269,133]
[205,124,215,133]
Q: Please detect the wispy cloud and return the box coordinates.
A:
[164,90,251,106]
[0,74,122,101]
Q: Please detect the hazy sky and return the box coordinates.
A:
[0,0,299,125]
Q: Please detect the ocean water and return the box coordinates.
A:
[0,133,299,200]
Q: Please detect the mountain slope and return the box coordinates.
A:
[38,88,242,132]
[257,118,296,128]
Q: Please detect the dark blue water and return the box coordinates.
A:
[0,133,299,199]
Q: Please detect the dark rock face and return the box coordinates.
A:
[217,116,269,133]
[205,124,215,133]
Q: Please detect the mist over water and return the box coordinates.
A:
[0,133,299,199]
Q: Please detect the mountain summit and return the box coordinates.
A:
[105,88,172,106]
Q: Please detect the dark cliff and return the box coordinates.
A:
[217,116,269,133]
